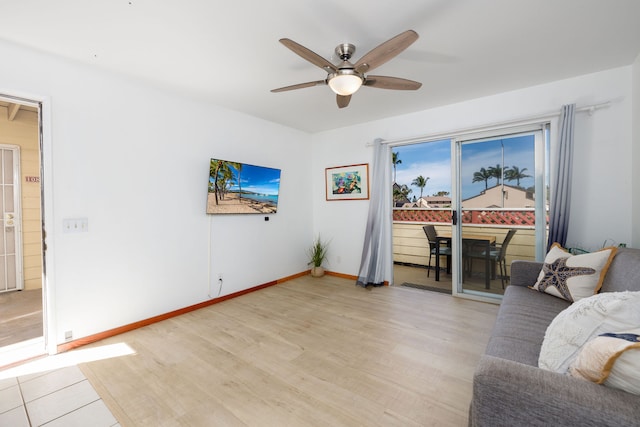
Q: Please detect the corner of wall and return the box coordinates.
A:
[632,52,640,248]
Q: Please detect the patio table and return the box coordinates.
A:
[434,232,496,289]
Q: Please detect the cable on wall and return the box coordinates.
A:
[207,214,224,299]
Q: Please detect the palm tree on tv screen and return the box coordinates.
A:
[228,161,242,201]
[210,160,236,205]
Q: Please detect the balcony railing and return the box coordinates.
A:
[393,207,542,226]
[393,208,542,275]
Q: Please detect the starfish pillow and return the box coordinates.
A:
[531,243,617,302]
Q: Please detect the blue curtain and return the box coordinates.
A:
[547,104,575,250]
[356,139,393,288]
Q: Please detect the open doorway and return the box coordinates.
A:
[392,140,455,294]
[0,96,45,363]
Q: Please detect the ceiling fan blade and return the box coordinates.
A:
[354,30,419,74]
[364,75,422,90]
[271,80,326,93]
[337,94,351,108]
[279,38,337,73]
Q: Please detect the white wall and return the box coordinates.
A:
[0,40,313,344]
[1,35,635,347]
[632,53,640,248]
[312,66,634,278]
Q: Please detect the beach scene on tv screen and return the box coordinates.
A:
[207,159,281,214]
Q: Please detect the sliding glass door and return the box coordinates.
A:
[452,125,547,300]
[391,123,547,301]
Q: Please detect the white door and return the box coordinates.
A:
[0,145,23,293]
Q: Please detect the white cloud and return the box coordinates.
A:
[396,160,451,196]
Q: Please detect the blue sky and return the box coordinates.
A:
[394,135,535,200]
[232,163,281,195]
[212,160,281,196]
[394,139,452,198]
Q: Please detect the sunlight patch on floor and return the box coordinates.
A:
[0,342,136,380]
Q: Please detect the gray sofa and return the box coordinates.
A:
[469,247,640,427]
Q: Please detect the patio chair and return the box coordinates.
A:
[423,225,452,277]
[468,229,517,288]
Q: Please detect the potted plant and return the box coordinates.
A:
[308,236,329,277]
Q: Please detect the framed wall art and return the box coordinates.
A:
[325,163,369,201]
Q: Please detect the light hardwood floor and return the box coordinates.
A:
[79,274,499,426]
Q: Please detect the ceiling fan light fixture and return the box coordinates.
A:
[328,73,363,96]
[272,30,421,108]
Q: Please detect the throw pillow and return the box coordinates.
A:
[538,291,640,373]
[530,243,617,302]
[569,329,640,395]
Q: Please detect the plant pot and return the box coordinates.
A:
[310,266,325,277]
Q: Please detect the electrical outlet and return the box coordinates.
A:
[218,273,223,282]
[65,330,73,340]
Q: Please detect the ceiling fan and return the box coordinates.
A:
[271,30,422,108]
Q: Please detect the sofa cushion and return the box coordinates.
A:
[601,248,640,293]
[531,243,617,302]
[470,248,640,427]
[485,285,570,366]
[569,329,640,395]
[471,354,640,427]
[539,291,640,373]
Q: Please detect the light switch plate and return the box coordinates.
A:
[63,218,88,233]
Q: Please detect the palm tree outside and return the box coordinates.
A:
[392,151,402,183]
[393,184,412,204]
[505,166,531,187]
[488,164,503,185]
[411,175,430,200]
[472,167,492,191]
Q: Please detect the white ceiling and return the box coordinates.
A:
[1,0,640,133]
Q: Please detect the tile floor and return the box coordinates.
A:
[0,365,119,426]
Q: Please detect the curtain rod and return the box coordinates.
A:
[575,101,610,115]
[367,100,612,147]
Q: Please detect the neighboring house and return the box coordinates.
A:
[393,182,411,207]
[422,196,451,208]
[402,196,451,208]
[462,184,537,209]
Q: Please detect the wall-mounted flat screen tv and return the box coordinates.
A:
[207,158,281,214]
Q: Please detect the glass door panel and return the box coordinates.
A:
[454,127,545,299]
[0,146,22,293]
[391,139,453,293]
